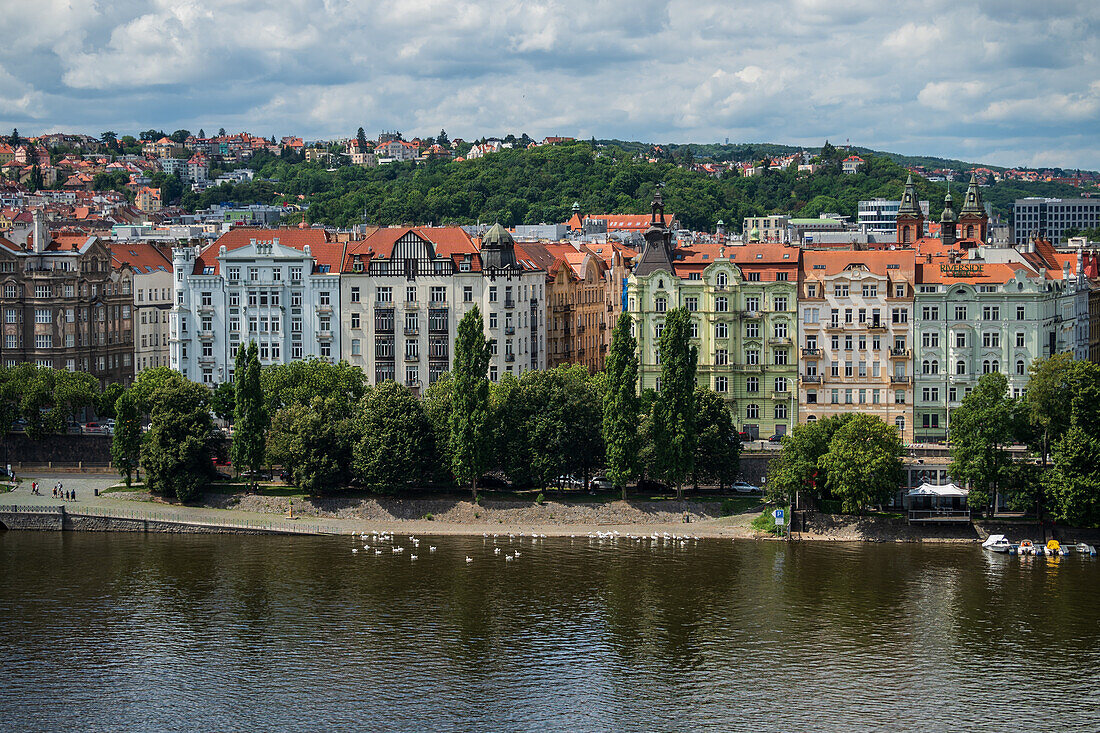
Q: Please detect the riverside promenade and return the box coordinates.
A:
[1,473,350,535]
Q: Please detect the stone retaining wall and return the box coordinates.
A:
[0,510,291,535]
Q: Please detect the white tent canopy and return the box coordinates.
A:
[907,482,968,497]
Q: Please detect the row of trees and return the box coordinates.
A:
[99,306,740,501]
[949,356,1100,526]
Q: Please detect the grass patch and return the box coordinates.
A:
[750,506,789,535]
[103,484,147,493]
[424,512,434,521]
[721,497,762,515]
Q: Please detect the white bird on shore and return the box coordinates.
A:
[393,547,403,553]
[494,547,501,554]
[465,556,473,563]
[375,549,383,555]
[429,546,437,552]
[410,555,418,561]
[505,554,514,561]
[352,548,358,554]
[513,550,520,557]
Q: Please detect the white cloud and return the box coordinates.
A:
[0,0,1097,167]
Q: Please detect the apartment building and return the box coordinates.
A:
[338,225,545,391]
[519,241,611,372]
[170,228,344,384]
[630,194,800,439]
[0,211,134,385]
[1014,197,1100,246]
[798,250,916,442]
[112,242,173,373]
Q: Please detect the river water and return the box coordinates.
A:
[0,532,1097,732]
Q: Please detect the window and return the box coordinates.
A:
[982,306,1000,321]
[745,272,760,282]
[774,349,788,366]
[715,322,728,339]
[954,305,967,320]
[861,284,877,298]
[1016,359,1025,375]
[774,377,787,393]
[844,335,853,350]
[895,390,906,404]
[489,286,497,303]
[807,284,817,298]
[34,308,51,324]
[430,286,446,303]
[895,416,905,432]
[377,287,393,303]
[896,285,907,298]
[1015,332,1025,348]
[463,286,473,302]
[746,404,759,419]
[685,297,698,312]
[806,390,817,404]
[834,284,849,297]
[774,296,788,311]
[655,297,667,313]
[745,297,759,312]
[922,332,940,348]
[921,306,940,321]
[319,291,331,307]
[746,377,759,393]
[922,414,940,429]
[715,349,729,366]
[715,297,728,313]
[351,287,360,303]
[716,272,728,288]
[892,308,908,324]
[715,376,728,393]
[290,267,303,283]
[248,267,259,282]
[745,323,759,339]
[746,349,759,365]
[776,272,789,282]
[406,285,416,303]
[955,332,966,348]
[956,360,966,375]
[774,403,787,420]
[1016,306,1025,321]
[983,332,1000,348]
[831,389,839,404]
[351,312,361,329]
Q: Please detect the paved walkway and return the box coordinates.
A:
[3,473,356,535]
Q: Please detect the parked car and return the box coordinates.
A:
[590,474,613,490]
[555,474,584,489]
[478,473,512,490]
[730,480,760,494]
[84,422,106,435]
[768,433,784,443]
[636,477,671,494]
[9,418,28,433]
[212,470,232,481]
[66,420,83,434]
[737,432,754,443]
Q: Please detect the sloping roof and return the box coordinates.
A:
[341,227,478,272]
[195,227,333,275]
[915,261,1034,285]
[109,241,173,274]
[801,249,915,278]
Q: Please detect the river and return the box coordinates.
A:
[0,532,1097,732]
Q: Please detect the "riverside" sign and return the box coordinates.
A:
[939,262,984,277]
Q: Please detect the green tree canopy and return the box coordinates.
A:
[141,379,213,502]
[111,390,142,487]
[267,396,356,495]
[692,386,740,490]
[353,382,438,492]
[653,307,697,497]
[764,414,852,505]
[260,358,368,414]
[949,372,1016,514]
[819,414,904,513]
[450,306,492,497]
[603,312,639,497]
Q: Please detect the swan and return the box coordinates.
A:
[505,555,514,561]
[429,546,437,552]
[494,548,501,554]
[351,548,358,554]
[410,555,418,561]
[375,549,382,555]
[465,556,473,563]
[513,550,520,557]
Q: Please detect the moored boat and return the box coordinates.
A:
[982,534,1013,553]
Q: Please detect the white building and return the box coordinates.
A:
[339,225,546,393]
[859,198,931,235]
[170,228,345,384]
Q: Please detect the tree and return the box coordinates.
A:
[100,131,117,147]
[764,415,851,505]
[818,414,903,513]
[9,129,18,146]
[111,390,141,487]
[267,396,355,494]
[96,382,125,419]
[423,375,457,487]
[218,128,227,137]
[198,128,205,138]
[130,367,188,414]
[231,342,267,481]
[1025,353,1076,465]
[356,127,368,148]
[353,382,438,491]
[653,307,697,498]
[1046,426,1100,526]
[141,379,213,502]
[260,358,368,415]
[692,387,739,490]
[949,372,1016,515]
[603,312,639,499]
[437,129,450,146]
[450,306,492,498]
[28,165,43,192]
[210,381,236,423]
[169,129,191,144]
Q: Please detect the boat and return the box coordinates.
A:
[1072,542,1098,557]
[982,534,1014,553]
[1047,540,1061,557]
[1018,539,1036,555]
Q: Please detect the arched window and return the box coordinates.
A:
[716,272,728,287]
[1016,359,1025,375]
[922,360,930,374]
[902,227,912,244]
[956,360,966,375]
[895,416,905,432]
[807,415,818,422]
[930,360,939,375]
[992,360,1000,373]
[746,404,759,419]
[966,224,974,238]
[982,360,990,374]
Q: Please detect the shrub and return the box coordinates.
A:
[424,512,434,521]
[536,492,546,505]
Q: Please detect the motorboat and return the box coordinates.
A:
[1073,542,1098,556]
[1018,539,1036,555]
[982,534,1013,553]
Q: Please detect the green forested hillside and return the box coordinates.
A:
[178,141,1094,232]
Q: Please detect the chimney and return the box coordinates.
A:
[32,209,47,254]
[1077,249,1083,277]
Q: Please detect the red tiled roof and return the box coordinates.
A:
[110,241,173,273]
[195,227,334,275]
[801,249,915,278]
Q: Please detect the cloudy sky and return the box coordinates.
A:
[2,0,1099,168]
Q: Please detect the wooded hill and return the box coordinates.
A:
[178,141,1093,232]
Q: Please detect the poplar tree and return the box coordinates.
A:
[231,342,267,484]
[450,306,492,499]
[654,307,697,499]
[110,390,142,487]
[603,312,639,499]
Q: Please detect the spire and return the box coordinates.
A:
[960,173,984,217]
[634,189,674,277]
[898,174,921,216]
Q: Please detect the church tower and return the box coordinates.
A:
[958,173,988,245]
[896,174,923,246]
[633,190,674,276]
[940,190,957,248]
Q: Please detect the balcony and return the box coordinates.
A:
[403,326,420,336]
[553,304,571,313]
[318,330,333,341]
[743,310,762,319]
[771,391,792,400]
[734,364,763,373]
[825,321,843,332]
[197,304,215,315]
[889,348,911,359]
[890,375,910,384]
[504,298,516,309]
[768,336,791,346]
[504,326,515,335]
[428,300,448,308]
[577,325,586,333]
[197,330,215,341]
[198,355,216,365]
[404,353,420,362]
[867,321,887,332]
[801,347,822,358]
[375,300,394,308]
[505,353,516,362]
[404,301,420,310]
[802,374,822,383]
[317,305,333,314]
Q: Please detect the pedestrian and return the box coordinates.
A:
[52,485,57,498]
[71,489,76,502]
